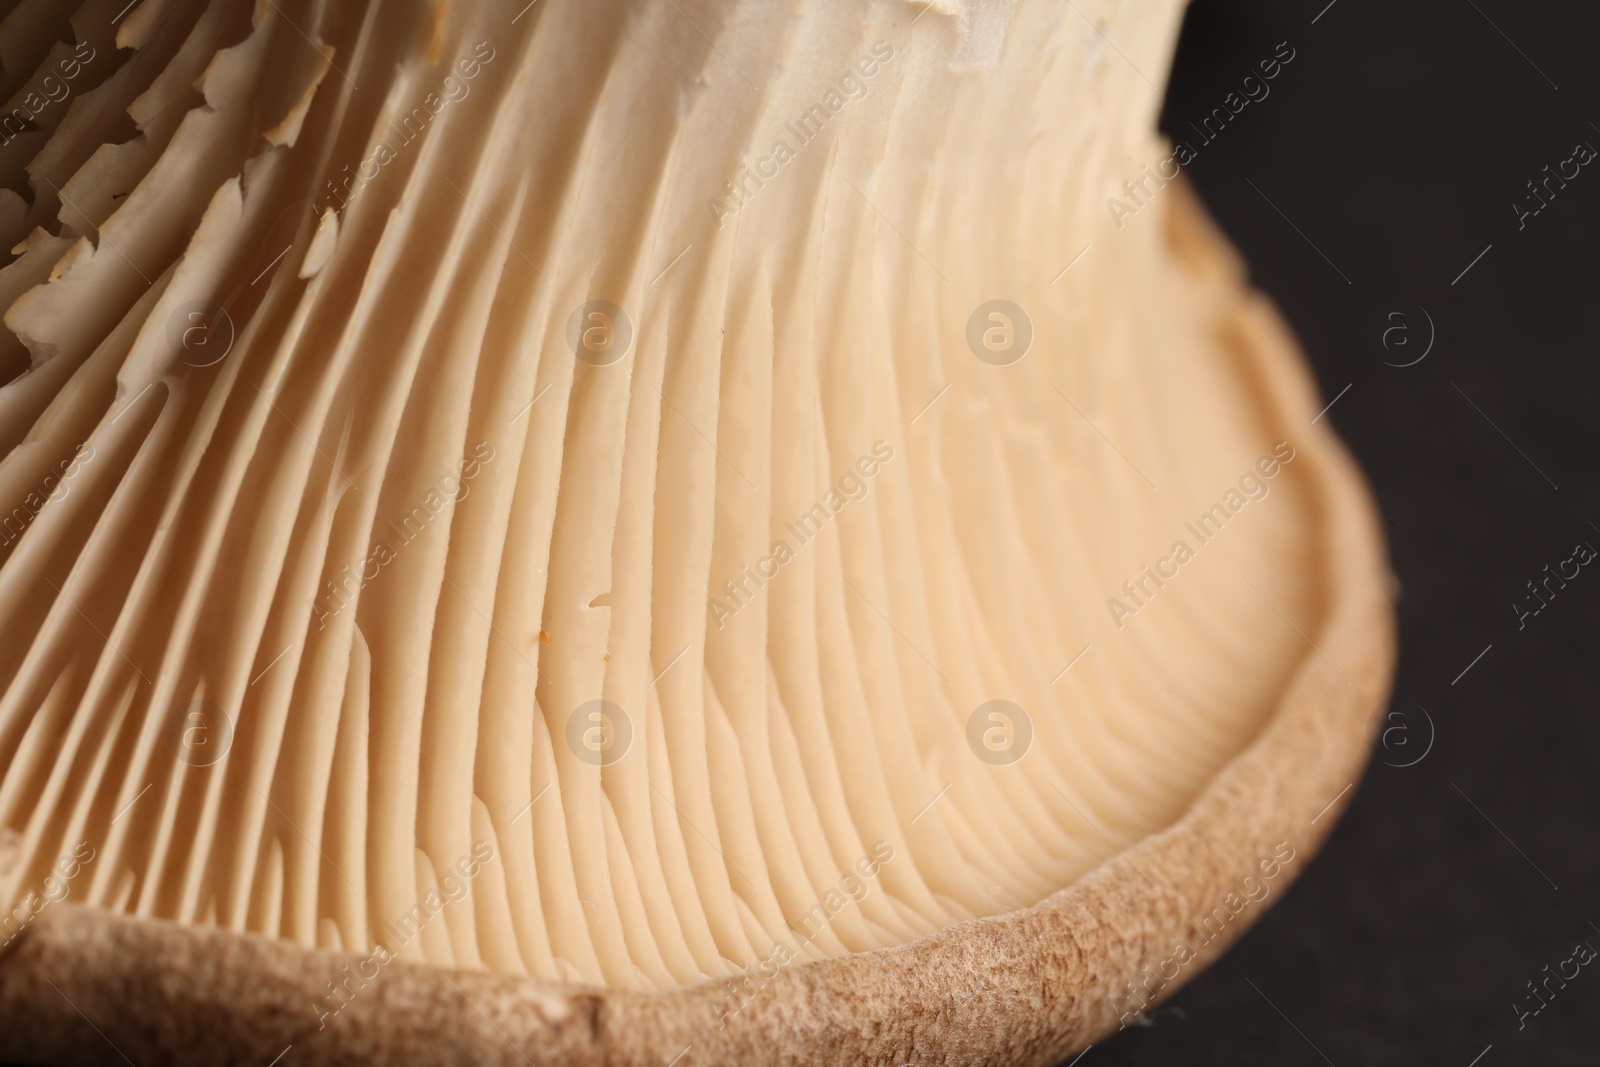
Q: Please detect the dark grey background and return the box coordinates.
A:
[1084,0,1600,1064]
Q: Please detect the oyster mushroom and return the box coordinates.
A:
[0,0,1392,1064]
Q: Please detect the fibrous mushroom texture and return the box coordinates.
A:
[0,0,1326,992]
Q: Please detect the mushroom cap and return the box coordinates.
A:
[0,0,1393,1062]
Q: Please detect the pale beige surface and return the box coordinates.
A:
[0,0,1393,1060]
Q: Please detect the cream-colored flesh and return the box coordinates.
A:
[0,0,1324,991]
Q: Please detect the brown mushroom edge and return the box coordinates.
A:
[0,179,1396,1067]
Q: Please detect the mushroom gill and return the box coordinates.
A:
[0,0,1344,1000]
